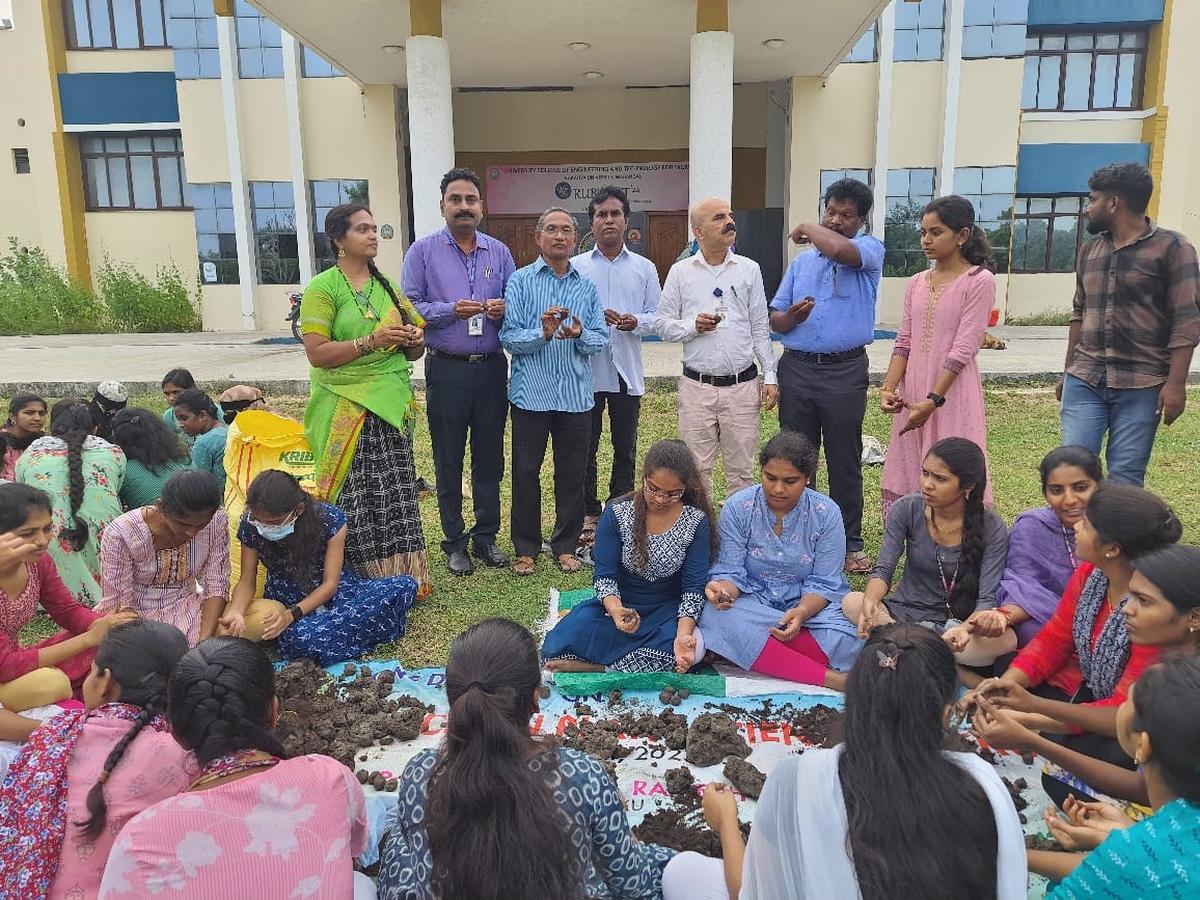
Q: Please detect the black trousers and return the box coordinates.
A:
[510,405,592,558]
[777,349,869,552]
[1032,684,1137,808]
[424,352,508,554]
[584,377,641,518]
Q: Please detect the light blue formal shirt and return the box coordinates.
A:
[770,234,885,353]
[570,245,660,396]
[500,256,609,413]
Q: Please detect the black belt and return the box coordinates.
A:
[428,348,502,363]
[784,346,866,365]
[682,364,758,387]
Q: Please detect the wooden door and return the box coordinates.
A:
[645,212,690,286]
[485,215,541,268]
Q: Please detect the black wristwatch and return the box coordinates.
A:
[926,392,946,408]
[290,606,305,623]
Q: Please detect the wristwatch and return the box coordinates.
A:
[290,606,305,623]
[926,392,946,408]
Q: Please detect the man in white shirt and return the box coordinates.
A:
[572,186,661,547]
[656,197,778,496]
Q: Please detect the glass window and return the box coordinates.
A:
[884,167,936,276]
[843,24,877,64]
[962,0,1027,58]
[1011,195,1091,272]
[894,0,944,61]
[166,0,219,79]
[64,0,168,49]
[955,166,1016,271]
[81,132,187,211]
[302,45,342,77]
[250,180,298,284]
[191,182,239,284]
[1022,31,1148,111]
[235,0,282,79]
[311,179,369,271]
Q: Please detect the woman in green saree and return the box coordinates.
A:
[300,203,431,596]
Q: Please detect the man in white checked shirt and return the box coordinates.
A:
[656,198,778,497]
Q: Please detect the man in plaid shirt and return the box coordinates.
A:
[1059,163,1200,486]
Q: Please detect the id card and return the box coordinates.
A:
[468,314,484,336]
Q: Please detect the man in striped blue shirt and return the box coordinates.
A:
[500,207,609,577]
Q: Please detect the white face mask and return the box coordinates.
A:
[249,512,298,542]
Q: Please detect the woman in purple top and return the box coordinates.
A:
[995,446,1103,647]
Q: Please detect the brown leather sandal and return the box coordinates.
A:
[556,553,583,574]
[511,555,536,576]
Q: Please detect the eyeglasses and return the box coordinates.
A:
[643,478,685,501]
[540,225,577,236]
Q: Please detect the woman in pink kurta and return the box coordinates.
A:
[96,470,231,646]
[98,636,372,900]
[879,196,994,519]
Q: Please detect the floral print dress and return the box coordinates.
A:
[15,436,125,606]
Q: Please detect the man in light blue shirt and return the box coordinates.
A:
[770,177,883,573]
[500,207,608,576]
[571,186,660,548]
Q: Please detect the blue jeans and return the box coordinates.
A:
[1060,374,1161,486]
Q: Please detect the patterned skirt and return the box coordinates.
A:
[340,412,431,595]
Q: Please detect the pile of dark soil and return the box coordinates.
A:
[633,806,752,857]
[686,713,752,766]
[723,757,766,799]
[665,767,699,808]
[1024,833,1066,852]
[704,699,844,748]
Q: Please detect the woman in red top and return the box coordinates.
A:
[0,483,135,710]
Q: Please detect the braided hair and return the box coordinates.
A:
[110,407,191,473]
[78,620,190,838]
[926,437,989,621]
[629,440,717,569]
[324,203,412,325]
[168,637,287,766]
[246,469,324,589]
[49,399,96,552]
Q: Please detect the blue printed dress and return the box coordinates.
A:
[540,499,711,672]
[376,746,675,899]
[699,485,863,670]
[237,502,417,664]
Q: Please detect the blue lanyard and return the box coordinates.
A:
[455,244,479,299]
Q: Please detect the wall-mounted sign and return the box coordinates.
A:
[486,162,689,215]
[380,224,395,240]
[201,261,218,284]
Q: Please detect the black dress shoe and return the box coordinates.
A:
[472,544,510,568]
[447,550,474,576]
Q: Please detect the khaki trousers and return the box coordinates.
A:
[677,375,761,498]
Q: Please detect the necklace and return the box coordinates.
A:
[935,549,960,603]
[188,748,280,791]
[1061,525,1078,570]
[337,267,379,322]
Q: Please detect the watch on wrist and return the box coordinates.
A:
[290,606,304,623]
[926,392,946,408]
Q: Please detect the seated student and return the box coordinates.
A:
[971,483,1181,791]
[97,469,230,646]
[843,437,1011,667]
[541,440,716,674]
[87,381,128,440]
[0,620,193,900]
[99,636,374,899]
[160,369,223,448]
[378,618,674,900]
[973,543,1200,806]
[216,384,267,425]
[170,389,227,492]
[109,407,192,510]
[698,432,862,690]
[0,483,135,710]
[1024,654,1200,898]
[996,446,1102,647]
[663,623,1027,900]
[219,469,417,665]
[1,394,47,481]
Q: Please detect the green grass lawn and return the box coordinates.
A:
[14,387,1200,666]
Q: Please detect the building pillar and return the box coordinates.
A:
[215,10,257,330]
[406,0,455,239]
[282,32,315,283]
[870,1,897,241]
[937,0,965,198]
[689,0,734,208]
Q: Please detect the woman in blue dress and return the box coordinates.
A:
[542,440,716,674]
[218,469,417,664]
[698,432,863,691]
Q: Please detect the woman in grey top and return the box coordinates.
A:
[843,437,1012,667]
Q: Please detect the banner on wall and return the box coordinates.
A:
[485,162,689,215]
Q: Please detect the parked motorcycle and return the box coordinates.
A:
[286,291,303,342]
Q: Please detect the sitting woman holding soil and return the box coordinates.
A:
[844,437,1011,667]
[377,618,674,900]
[969,483,1181,797]
[996,446,1102,648]
[541,440,716,674]
[219,469,418,665]
[697,432,862,690]
[663,623,1026,900]
[109,407,192,510]
[99,636,374,899]
[1024,654,1200,898]
[972,543,1200,807]
[0,620,192,900]
[97,469,230,646]
[0,483,135,710]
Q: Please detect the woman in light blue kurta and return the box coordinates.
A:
[698,433,862,689]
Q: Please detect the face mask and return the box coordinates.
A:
[251,514,296,542]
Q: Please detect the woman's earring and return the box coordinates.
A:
[337,248,346,258]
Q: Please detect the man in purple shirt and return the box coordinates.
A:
[402,167,516,576]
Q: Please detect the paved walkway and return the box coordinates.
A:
[1,326,1195,395]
